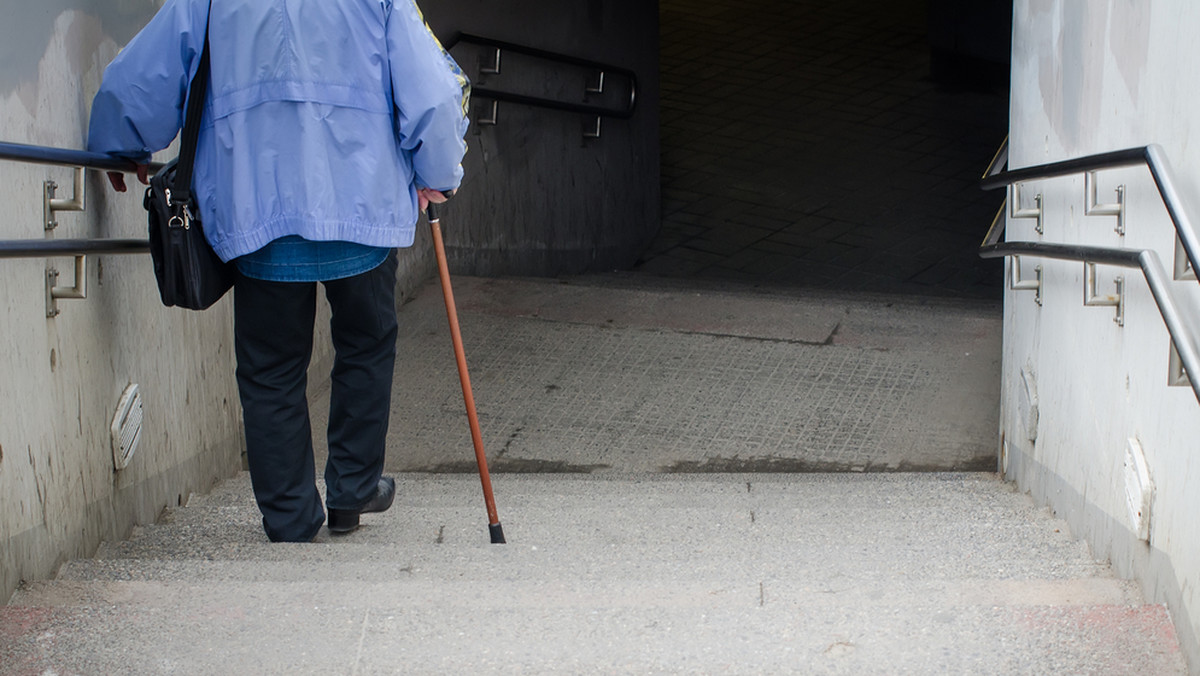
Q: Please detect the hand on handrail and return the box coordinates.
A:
[105,165,150,193]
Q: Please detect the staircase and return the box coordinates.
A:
[2,473,1186,674]
[1,277,1188,674]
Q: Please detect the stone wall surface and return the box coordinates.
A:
[1007,1,1200,668]
[0,1,245,603]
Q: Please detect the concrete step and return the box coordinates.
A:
[93,474,1103,580]
[2,581,1183,674]
[9,575,1148,611]
[42,553,1118,589]
[2,473,1187,674]
[3,605,1180,676]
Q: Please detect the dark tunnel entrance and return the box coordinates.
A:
[637,0,1012,299]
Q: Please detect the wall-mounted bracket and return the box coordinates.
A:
[477,99,499,126]
[1176,236,1196,281]
[1009,183,1043,235]
[480,47,502,75]
[1083,261,1125,326]
[583,116,602,140]
[1084,171,1125,235]
[1168,341,1191,388]
[1009,255,1043,306]
[45,255,88,318]
[586,70,606,94]
[43,167,85,231]
[43,167,89,317]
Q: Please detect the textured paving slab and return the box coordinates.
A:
[3,474,1187,675]
[315,276,1001,474]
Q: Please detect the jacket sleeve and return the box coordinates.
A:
[86,0,209,160]
[386,0,470,191]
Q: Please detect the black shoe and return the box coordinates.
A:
[327,476,396,534]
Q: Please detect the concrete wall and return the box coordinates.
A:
[428,0,661,276]
[1,0,659,603]
[0,1,245,603]
[1006,1,1200,669]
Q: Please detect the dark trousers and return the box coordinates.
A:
[233,252,399,542]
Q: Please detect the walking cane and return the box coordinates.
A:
[427,200,506,544]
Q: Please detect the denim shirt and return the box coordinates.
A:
[87,0,469,263]
[236,237,389,282]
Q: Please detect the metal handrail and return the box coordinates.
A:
[0,142,152,262]
[0,140,158,173]
[0,238,149,258]
[446,33,638,121]
[0,142,156,315]
[980,140,1200,402]
[981,141,1200,278]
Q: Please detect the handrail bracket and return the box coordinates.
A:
[476,100,499,127]
[1084,171,1125,236]
[1010,255,1043,305]
[584,117,602,140]
[1170,343,1191,387]
[46,255,88,318]
[1083,262,1125,326]
[1178,237,1197,281]
[44,167,85,231]
[586,70,606,95]
[41,166,90,317]
[480,47,502,75]
[1010,183,1044,234]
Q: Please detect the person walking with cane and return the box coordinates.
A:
[88,0,470,542]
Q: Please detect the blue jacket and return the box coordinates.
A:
[88,0,469,262]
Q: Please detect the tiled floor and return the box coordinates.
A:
[637,0,1010,299]
[376,278,1000,473]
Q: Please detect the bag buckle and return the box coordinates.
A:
[164,188,191,230]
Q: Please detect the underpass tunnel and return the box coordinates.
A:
[432,0,1012,300]
[640,0,1012,298]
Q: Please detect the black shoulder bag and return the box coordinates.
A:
[144,16,233,310]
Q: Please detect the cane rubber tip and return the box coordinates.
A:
[489,523,507,544]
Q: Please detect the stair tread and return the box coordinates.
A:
[11,576,1145,609]
[0,594,1183,675]
[94,475,1097,583]
[7,473,1183,674]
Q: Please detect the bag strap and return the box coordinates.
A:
[172,5,212,207]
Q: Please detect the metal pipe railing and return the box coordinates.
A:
[0,238,149,258]
[0,142,154,315]
[445,33,638,131]
[979,240,1200,402]
[0,143,154,263]
[981,142,1200,279]
[981,140,1200,403]
[0,140,157,174]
